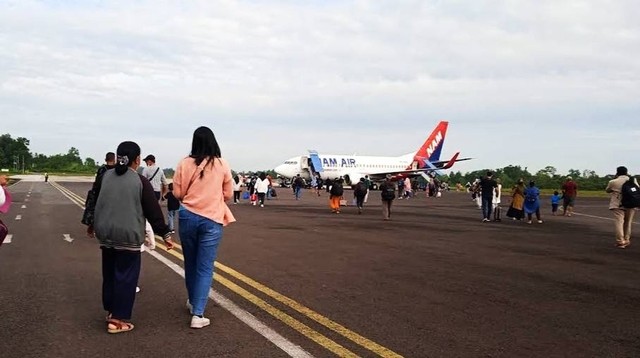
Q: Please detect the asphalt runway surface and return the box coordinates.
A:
[1,180,639,357]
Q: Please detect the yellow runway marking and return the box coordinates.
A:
[156,242,359,358]
[169,242,402,357]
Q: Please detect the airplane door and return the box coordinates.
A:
[308,151,324,173]
[300,156,309,169]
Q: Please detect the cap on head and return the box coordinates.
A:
[566,176,572,180]
[143,154,156,163]
[616,166,628,176]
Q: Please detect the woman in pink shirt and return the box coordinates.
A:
[172,126,235,329]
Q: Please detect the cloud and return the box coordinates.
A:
[0,0,639,175]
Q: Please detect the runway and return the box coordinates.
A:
[1,181,639,357]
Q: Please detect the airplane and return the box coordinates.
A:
[274,121,471,187]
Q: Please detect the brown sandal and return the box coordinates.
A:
[107,319,135,334]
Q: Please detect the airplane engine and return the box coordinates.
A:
[343,173,364,187]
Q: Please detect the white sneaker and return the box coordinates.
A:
[190,315,210,329]
[186,300,193,315]
[135,286,141,293]
[537,220,543,224]
[260,204,264,207]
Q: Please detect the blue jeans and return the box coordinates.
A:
[295,187,302,200]
[482,196,493,220]
[167,210,177,231]
[179,208,223,316]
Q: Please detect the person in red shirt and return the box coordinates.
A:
[561,176,578,217]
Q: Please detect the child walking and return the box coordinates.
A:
[551,190,562,216]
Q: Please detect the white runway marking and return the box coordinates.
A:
[21,205,26,209]
[15,215,21,221]
[63,234,74,243]
[25,198,29,202]
[147,250,314,358]
[3,234,12,244]
[572,212,639,225]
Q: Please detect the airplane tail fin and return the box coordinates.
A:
[414,121,448,162]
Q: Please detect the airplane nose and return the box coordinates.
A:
[274,164,287,177]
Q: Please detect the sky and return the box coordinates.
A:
[1,0,639,176]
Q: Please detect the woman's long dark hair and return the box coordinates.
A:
[115,141,141,176]
[190,126,221,178]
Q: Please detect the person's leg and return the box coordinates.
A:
[191,220,223,317]
[624,209,635,245]
[179,209,199,305]
[102,247,116,315]
[527,213,533,223]
[167,210,175,231]
[382,200,389,219]
[110,250,141,320]
[536,208,541,222]
[364,189,369,203]
[258,193,266,206]
[612,209,625,246]
[388,200,393,218]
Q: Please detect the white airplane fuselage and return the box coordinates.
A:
[275,154,414,181]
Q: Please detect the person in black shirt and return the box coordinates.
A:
[479,171,498,222]
[164,183,180,233]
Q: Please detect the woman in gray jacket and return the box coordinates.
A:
[89,141,173,333]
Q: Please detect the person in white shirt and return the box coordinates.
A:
[254,173,270,207]
[232,175,243,204]
[141,154,167,200]
[493,178,502,221]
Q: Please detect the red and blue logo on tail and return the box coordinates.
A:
[413,121,448,168]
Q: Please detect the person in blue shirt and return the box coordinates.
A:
[523,181,543,224]
[551,190,562,216]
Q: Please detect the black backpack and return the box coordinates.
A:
[621,177,640,209]
[381,182,396,201]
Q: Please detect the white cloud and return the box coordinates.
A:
[0,0,639,175]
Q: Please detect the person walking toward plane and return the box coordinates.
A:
[89,141,173,334]
[255,172,270,208]
[507,179,526,220]
[293,174,304,200]
[605,166,639,248]
[551,191,562,216]
[164,183,179,234]
[232,175,242,204]
[524,181,543,224]
[329,178,344,214]
[479,171,498,222]
[380,175,396,220]
[562,176,578,217]
[353,178,368,214]
[363,175,371,203]
[493,178,503,221]
[403,177,413,199]
[82,152,116,227]
[141,154,168,201]
[172,126,235,329]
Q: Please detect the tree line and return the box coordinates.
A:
[443,165,611,191]
[1,134,96,173]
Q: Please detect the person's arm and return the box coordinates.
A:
[605,180,614,193]
[139,175,173,248]
[160,171,168,198]
[222,164,234,201]
[0,177,6,206]
[172,161,184,200]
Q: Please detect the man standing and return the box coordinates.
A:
[605,166,638,249]
[562,176,578,217]
[380,175,396,220]
[82,152,116,227]
[479,171,498,222]
[142,154,168,201]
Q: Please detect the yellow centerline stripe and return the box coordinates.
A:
[169,242,402,357]
[50,181,85,207]
[155,242,359,358]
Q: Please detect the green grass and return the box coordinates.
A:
[538,189,609,198]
